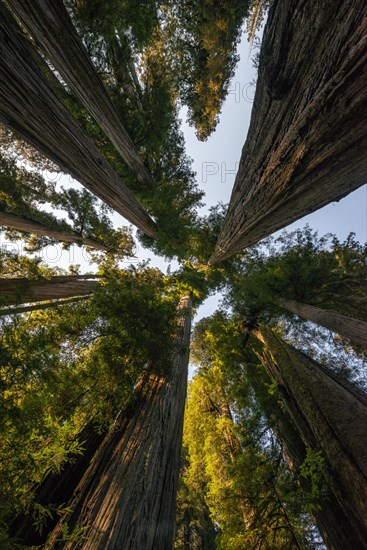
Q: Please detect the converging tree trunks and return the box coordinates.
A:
[6,0,152,186]
[0,3,156,238]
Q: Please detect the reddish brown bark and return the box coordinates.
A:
[0,211,110,251]
[46,295,192,549]
[242,359,363,550]
[0,275,100,306]
[0,3,156,238]
[278,297,367,348]
[210,0,367,263]
[253,327,367,545]
[6,0,152,186]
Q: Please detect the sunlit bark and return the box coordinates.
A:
[210,0,367,263]
[46,295,192,549]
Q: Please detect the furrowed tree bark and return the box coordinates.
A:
[243,360,359,549]
[0,295,89,316]
[6,0,152,186]
[46,295,192,550]
[210,0,367,263]
[253,327,367,545]
[273,398,366,550]
[0,275,100,306]
[8,421,108,547]
[0,211,111,251]
[0,3,156,238]
[277,297,367,348]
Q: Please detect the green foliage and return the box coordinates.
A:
[175,448,217,550]
[0,153,134,258]
[174,0,251,139]
[300,449,325,512]
[0,266,179,533]
[180,312,320,549]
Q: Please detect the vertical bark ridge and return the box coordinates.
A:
[46,295,192,549]
[0,211,111,251]
[278,297,367,348]
[6,0,152,186]
[253,327,367,544]
[272,400,366,550]
[0,3,156,238]
[210,0,367,264]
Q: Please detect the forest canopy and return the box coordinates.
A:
[0,0,366,549]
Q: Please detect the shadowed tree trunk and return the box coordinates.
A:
[273,403,367,550]
[0,211,111,251]
[46,295,192,550]
[6,0,152,186]
[8,421,108,548]
[277,297,367,348]
[210,0,367,263]
[253,327,367,545]
[0,275,100,306]
[0,3,156,238]
[0,295,89,316]
[241,359,358,549]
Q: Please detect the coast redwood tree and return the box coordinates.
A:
[0,211,111,251]
[8,420,108,547]
[277,297,367,349]
[271,395,367,550]
[210,0,367,263]
[6,0,152,186]
[0,3,156,237]
[253,326,367,545]
[0,275,100,306]
[46,295,192,549]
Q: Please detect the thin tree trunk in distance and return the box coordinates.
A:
[0,211,111,251]
[210,0,367,263]
[253,327,367,544]
[0,3,156,238]
[278,297,367,348]
[46,295,192,549]
[0,275,100,306]
[6,0,152,186]
[0,295,89,316]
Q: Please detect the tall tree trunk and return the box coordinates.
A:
[277,297,367,348]
[0,295,89,316]
[253,327,367,545]
[210,0,367,263]
[0,3,156,238]
[0,211,111,251]
[6,0,152,186]
[243,361,359,549]
[0,275,99,306]
[46,295,192,549]
[273,403,367,550]
[8,421,108,547]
